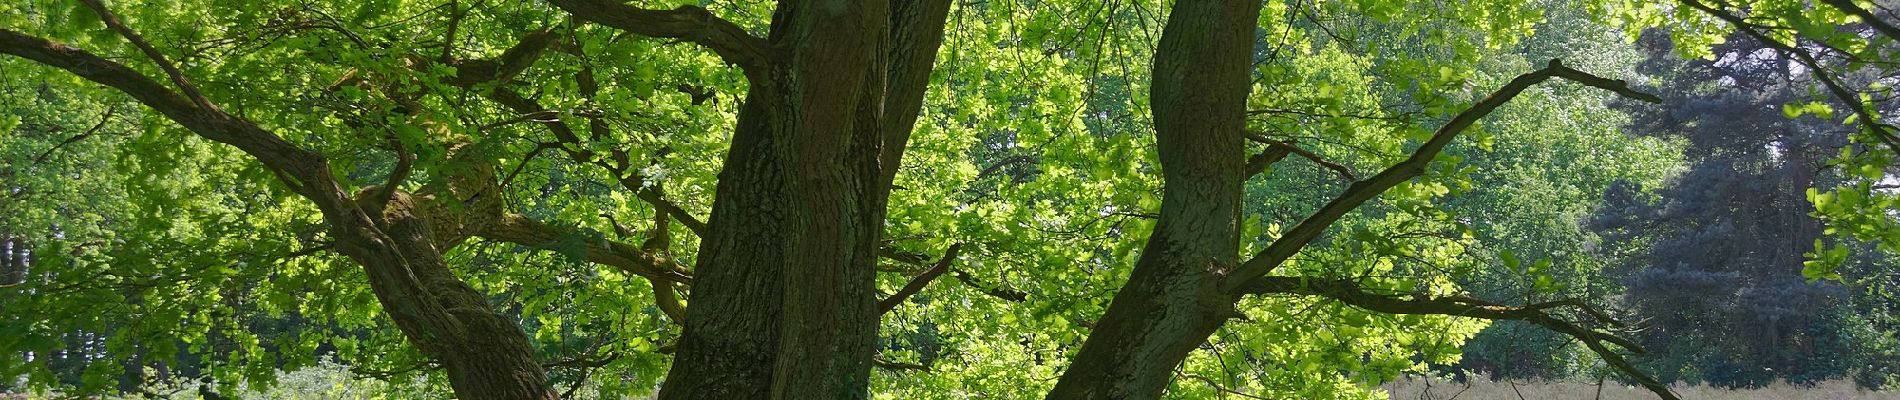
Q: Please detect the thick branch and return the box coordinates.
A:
[445,29,556,87]
[1245,145,1295,178]
[878,243,962,314]
[546,0,768,74]
[651,280,687,324]
[876,0,956,190]
[480,214,692,284]
[0,29,342,204]
[1245,276,1674,400]
[1225,59,1660,293]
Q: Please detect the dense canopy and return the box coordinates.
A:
[2,0,1899,398]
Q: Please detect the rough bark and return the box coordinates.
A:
[1043,0,1260,397]
[546,0,953,397]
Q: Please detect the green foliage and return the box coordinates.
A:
[0,0,1894,397]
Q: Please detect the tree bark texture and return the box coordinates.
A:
[1044,0,1261,398]
[653,0,951,398]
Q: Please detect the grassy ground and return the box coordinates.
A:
[1383,375,1899,400]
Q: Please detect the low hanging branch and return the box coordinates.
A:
[1243,276,1676,400]
[1224,59,1662,294]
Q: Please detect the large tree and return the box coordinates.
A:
[4,0,1894,399]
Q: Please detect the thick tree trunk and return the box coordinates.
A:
[1044,0,1259,398]
[657,0,950,397]
[355,192,552,399]
[658,2,890,398]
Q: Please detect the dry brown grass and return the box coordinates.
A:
[1382,375,1900,400]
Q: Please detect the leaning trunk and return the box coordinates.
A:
[349,190,552,399]
[0,30,555,399]
[1045,0,1259,398]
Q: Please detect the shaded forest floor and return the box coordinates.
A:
[1384,375,1898,399]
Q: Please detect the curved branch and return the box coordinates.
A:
[1243,276,1675,400]
[480,214,693,285]
[33,105,118,164]
[547,0,769,74]
[1225,59,1660,294]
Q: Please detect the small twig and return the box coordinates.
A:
[33,105,117,164]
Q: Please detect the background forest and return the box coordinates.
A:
[2,0,1899,399]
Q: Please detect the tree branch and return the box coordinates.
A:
[479,214,692,284]
[546,0,769,74]
[485,88,710,237]
[1225,59,1660,294]
[878,243,962,314]
[33,105,117,164]
[1245,144,1295,178]
[876,0,956,191]
[1244,132,1355,180]
[1242,276,1674,400]
[444,29,556,87]
[0,29,343,204]
[1819,0,1900,45]
[951,269,1029,302]
[76,0,215,111]
[1678,0,1900,158]
[371,135,414,212]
